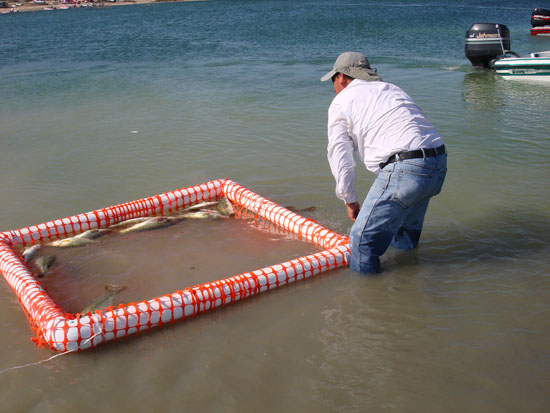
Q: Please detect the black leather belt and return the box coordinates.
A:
[379,145,446,170]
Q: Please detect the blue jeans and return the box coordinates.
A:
[349,154,447,274]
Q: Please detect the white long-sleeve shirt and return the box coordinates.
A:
[327,79,444,203]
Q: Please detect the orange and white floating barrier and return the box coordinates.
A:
[0,179,349,352]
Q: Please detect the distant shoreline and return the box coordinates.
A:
[1,0,199,14]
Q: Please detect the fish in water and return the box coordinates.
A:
[35,255,56,277]
[119,216,179,234]
[171,201,220,218]
[216,197,235,217]
[80,284,127,315]
[108,217,150,229]
[179,210,227,220]
[74,228,111,240]
[47,228,111,248]
[284,206,317,213]
[185,201,220,212]
[48,237,97,248]
[22,244,41,263]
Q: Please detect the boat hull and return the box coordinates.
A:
[492,53,550,81]
[531,26,550,36]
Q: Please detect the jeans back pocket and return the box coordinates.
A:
[394,168,433,208]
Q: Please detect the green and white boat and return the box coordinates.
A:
[490,51,550,81]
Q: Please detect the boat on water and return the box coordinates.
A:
[531,26,550,36]
[464,23,550,82]
[531,8,550,36]
[490,51,550,81]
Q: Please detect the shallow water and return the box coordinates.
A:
[33,216,322,313]
[1,0,549,411]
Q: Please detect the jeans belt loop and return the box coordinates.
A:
[421,148,426,159]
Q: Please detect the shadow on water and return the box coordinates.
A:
[310,207,550,277]
[418,208,550,267]
[378,208,550,275]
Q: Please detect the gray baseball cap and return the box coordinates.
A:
[320,51,382,82]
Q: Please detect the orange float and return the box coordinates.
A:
[0,179,349,352]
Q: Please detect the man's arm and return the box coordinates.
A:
[327,104,357,204]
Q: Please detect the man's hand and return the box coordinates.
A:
[346,202,360,222]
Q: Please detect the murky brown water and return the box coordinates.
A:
[27,217,321,314]
[1,210,548,412]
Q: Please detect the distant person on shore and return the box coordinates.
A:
[320,51,447,274]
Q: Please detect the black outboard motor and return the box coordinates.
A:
[465,23,510,68]
[531,8,550,27]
